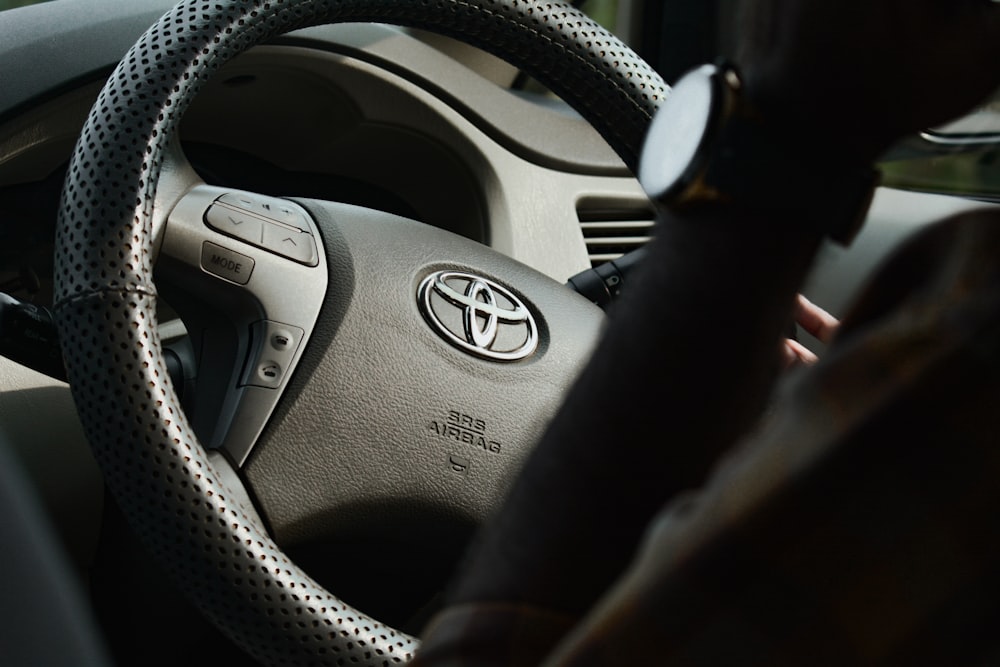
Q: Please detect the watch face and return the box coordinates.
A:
[639,64,717,200]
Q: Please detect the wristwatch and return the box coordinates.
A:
[638,63,879,245]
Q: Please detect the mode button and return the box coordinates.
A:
[201,241,255,285]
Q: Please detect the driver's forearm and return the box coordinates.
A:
[449,204,825,615]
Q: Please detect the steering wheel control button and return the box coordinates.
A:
[205,205,265,244]
[218,192,259,210]
[242,320,304,389]
[270,203,312,232]
[200,242,255,285]
[206,192,320,266]
[262,224,318,265]
[418,271,539,362]
[256,361,283,386]
[271,329,295,352]
[218,191,291,221]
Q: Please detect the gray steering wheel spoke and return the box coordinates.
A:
[158,184,329,464]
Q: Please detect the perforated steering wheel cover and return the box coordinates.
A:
[53,1,667,664]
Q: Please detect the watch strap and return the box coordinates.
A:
[702,112,881,244]
[644,63,880,246]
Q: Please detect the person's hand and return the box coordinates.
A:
[737,0,1000,164]
[782,294,839,368]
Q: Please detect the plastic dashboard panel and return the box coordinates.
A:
[0,12,654,282]
[177,44,652,282]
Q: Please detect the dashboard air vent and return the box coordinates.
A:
[578,204,656,267]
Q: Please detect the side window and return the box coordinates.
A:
[880,88,1000,201]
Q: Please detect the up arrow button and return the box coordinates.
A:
[262,223,317,266]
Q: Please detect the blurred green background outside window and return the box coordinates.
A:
[584,0,618,32]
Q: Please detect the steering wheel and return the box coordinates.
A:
[53,1,666,664]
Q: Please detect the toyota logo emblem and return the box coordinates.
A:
[418,271,539,362]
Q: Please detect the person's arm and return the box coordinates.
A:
[448,207,824,617]
[414,212,826,667]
